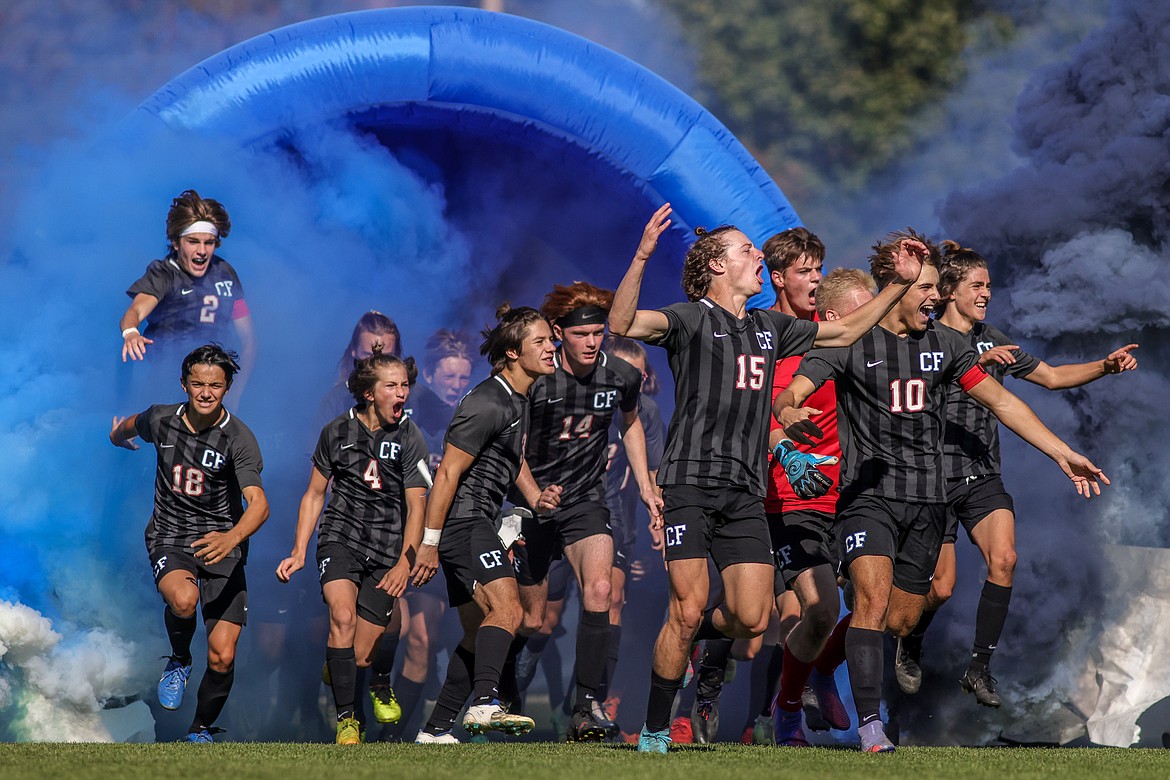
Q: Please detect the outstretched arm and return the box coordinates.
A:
[812,239,925,348]
[1024,344,1139,390]
[609,203,673,341]
[966,377,1108,498]
[119,294,158,362]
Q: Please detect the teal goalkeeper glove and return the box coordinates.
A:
[772,439,838,500]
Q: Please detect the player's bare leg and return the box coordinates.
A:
[962,509,1016,707]
[564,533,617,740]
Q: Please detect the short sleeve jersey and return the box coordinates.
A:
[765,344,841,514]
[127,257,247,345]
[936,321,1041,479]
[444,374,530,523]
[135,403,264,558]
[647,298,818,497]
[796,323,987,503]
[523,351,642,507]
[312,408,432,566]
[605,395,665,516]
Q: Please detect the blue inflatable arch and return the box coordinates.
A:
[130,6,798,308]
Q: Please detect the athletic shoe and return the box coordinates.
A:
[669,715,693,744]
[369,684,402,724]
[751,713,775,745]
[158,657,192,710]
[637,725,671,754]
[414,730,460,744]
[801,685,829,732]
[858,721,896,753]
[335,717,361,745]
[740,725,753,745]
[183,728,214,744]
[894,637,922,695]
[462,700,535,736]
[592,699,620,739]
[807,669,850,730]
[774,709,809,747]
[570,707,610,742]
[959,667,1003,708]
[690,697,719,743]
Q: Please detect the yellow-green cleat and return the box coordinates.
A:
[336,717,362,746]
[369,683,402,724]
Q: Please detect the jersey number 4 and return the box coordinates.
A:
[735,354,767,390]
[558,414,595,440]
[363,459,382,490]
[889,378,926,412]
[171,465,205,496]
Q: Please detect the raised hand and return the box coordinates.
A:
[773,439,838,500]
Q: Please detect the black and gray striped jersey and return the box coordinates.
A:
[522,351,642,507]
[135,403,263,558]
[444,374,530,522]
[312,408,432,566]
[936,321,1041,480]
[605,395,665,517]
[796,323,987,503]
[647,298,818,497]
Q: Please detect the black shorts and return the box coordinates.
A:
[316,542,396,627]
[514,500,612,586]
[836,496,945,596]
[439,517,515,607]
[660,484,773,569]
[149,547,248,626]
[943,476,1015,543]
[609,502,637,577]
[767,509,837,595]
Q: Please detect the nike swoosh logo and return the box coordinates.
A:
[181,288,195,296]
[867,360,884,368]
[509,419,521,428]
[580,311,601,321]
[546,397,564,404]
[714,332,729,338]
[341,443,355,449]
[160,444,175,448]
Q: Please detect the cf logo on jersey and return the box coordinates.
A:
[379,441,401,461]
[319,557,331,579]
[976,340,995,354]
[776,545,793,566]
[201,448,226,470]
[919,352,945,372]
[664,524,686,548]
[153,556,168,577]
[844,531,868,553]
[214,280,234,297]
[479,550,504,569]
[756,331,774,351]
[593,390,618,409]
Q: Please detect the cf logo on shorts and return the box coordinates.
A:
[153,555,168,577]
[776,545,793,566]
[664,524,686,548]
[319,557,331,579]
[479,550,504,569]
[844,532,867,553]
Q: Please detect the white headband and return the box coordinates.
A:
[180,220,219,238]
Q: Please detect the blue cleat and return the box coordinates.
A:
[637,724,671,754]
[184,728,214,744]
[158,657,192,710]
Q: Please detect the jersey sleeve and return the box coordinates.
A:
[231,425,265,490]
[133,405,161,443]
[401,422,432,490]
[763,310,819,357]
[611,353,643,413]
[126,260,174,301]
[444,390,506,457]
[222,260,250,320]
[310,423,335,479]
[986,325,1041,380]
[645,301,703,351]
[795,347,844,390]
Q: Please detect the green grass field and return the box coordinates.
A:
[1,743,1167,780]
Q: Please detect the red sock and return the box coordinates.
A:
[776,644,815,713]
[814,612,852,675]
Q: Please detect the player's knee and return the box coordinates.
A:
[672,601,704,637]
[803,599,839,640]
[989,548,1017,581]
[582,579,611,612]
[207,645,236,672]
[488,603,524,634]
[167,593,199,618]
[329,608,358,637]
[738,608,770,638]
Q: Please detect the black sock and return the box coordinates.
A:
[845,627,883,726]
[516,632,551,693]
[472,625,514,704]
[645,670,684,733]
[574,610,611,711]
[907,608,937,647]
[970,582,1012,671]
[326,646,357,718]
[371,628,400,683]
[696,637,733,701]
[695,607,728,641]
[763,641,784,715]
[354,665,369,726]
[387,674,426,735]
[423,645,474,735]
[164,607,196,665]
[499,633,528,709]
[748,644,777,720]
[598,624,622,701]
[190,665,234,732]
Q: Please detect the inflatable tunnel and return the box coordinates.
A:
[127,6,799,309]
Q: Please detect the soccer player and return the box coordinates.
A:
[414,305,562,743]
[608,204,926,754]
[120,191,256,394]
[276,349,432,745]
[775,231,1109,752]
[110,344,269,743]
[893,241,1138,707]
[315,312,403,430]
[512,281,662,742]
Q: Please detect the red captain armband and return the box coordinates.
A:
[232,298,250,320]
[958,363,989,392]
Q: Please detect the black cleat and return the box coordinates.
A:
[959,667,1002,708]
[569,707,610,742]
[894,637,922,695]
